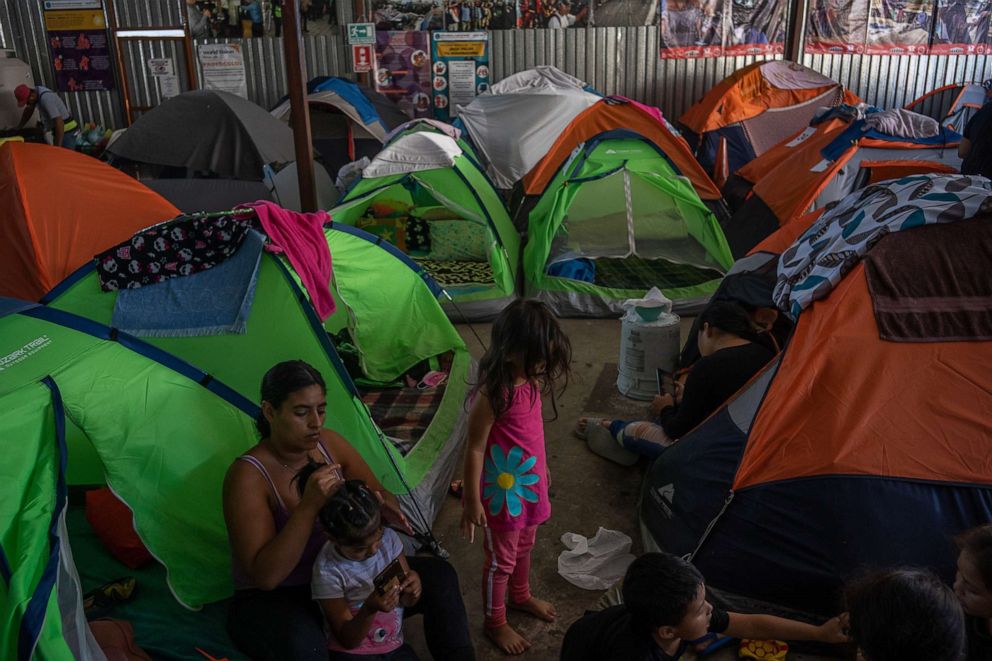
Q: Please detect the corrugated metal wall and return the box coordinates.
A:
[2,1,991,130]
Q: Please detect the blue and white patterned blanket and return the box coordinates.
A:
[774,174,992,317]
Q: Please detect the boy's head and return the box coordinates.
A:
[954,523,992,618]
[845,568,965,661]
[622,553,713,645]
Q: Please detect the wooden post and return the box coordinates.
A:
[784,0,809,62]
[281,0,318,212]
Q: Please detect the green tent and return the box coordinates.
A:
[12,221,470,612]
[523,137,734,316]
[330,130,520,321]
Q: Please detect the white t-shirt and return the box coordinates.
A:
[311,527,406,654]
[548,12,576,28]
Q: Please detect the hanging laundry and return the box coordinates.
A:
[240,200,336,320]
[95,212,254,291]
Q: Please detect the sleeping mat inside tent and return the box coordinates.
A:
[68,505,244,661]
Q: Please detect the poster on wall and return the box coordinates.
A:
[43,6,115,92]
[198,43,247,98]
[805,0,869,53]
[658,0,725,58]
[430,32,489,121]
[585,0,650,27]
[930,0,990,54]
[724,0,787,55]
[374,31,433,119]
[866,0,933,54]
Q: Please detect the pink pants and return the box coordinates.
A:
[482,525,538,628]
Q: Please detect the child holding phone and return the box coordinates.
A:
[297,469,422,660]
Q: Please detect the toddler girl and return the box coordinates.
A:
[460,299,572,655]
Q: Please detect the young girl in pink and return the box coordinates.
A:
[460,299,572,655]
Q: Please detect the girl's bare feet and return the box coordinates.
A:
[509,595,557,622]
[485,623,531,655]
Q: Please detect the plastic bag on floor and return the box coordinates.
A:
[557,527,636,590]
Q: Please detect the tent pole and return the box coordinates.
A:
[281,0,318,212]
[784,0,809,62]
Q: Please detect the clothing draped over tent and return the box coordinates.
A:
[241,200,336,320]
[774,174,992,317]
[95,212,254,291]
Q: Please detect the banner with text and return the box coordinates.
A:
[930,0,990,54]
[431,32,489,120]
[866,0,934,54]
[805,0,869,53]
[198,43,247,98]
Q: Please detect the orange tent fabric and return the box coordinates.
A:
[679,62,860,134]
[0,142,179,301]
[521,101,722,201]
[735,258,992,490]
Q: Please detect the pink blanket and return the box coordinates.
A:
[241,200,336,320]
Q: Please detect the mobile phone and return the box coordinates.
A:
[656,368,676,397]
[373,558,407,595]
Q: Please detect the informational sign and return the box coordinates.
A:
[348,22,376,44]
[374,31,432,119]
[805,0,869,53]
[159,75,180,99]
[352,44,374,73]
[43,5,115,92]
[931,0,990,54]
[866,0,933,54]
[147,58,174,77]
[198,43,247,98]
[43,0,102,9]
[431,32,488,121]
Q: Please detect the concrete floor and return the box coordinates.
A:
[406,317,839,660]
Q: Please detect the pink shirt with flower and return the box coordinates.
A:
[480,381,551,532]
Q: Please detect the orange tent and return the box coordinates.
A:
[643,198,992,615]
[679,61,859,176]
[522,99,723,202]
[722,113,962,258]
[0,142,179,301]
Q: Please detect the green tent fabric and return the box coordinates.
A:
[0,382,78,661]
[28,220,470,610]
[330,131,519,321]
[524,138,734,317]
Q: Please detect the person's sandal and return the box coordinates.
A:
[83,576,137,617]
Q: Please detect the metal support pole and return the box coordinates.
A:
[784,0,809,62]
[281,0,318,212]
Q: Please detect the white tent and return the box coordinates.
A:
[457,66,601,189]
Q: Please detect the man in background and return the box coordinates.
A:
[14,84,80,149]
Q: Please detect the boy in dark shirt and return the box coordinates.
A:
[561,553,848,661]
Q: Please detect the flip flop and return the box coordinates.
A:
[586,423,639,467]
[574,417,610,441]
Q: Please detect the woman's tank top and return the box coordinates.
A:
[230,443,336,590]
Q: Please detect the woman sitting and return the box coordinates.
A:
[577,302,775,463]
[223,360,474,660]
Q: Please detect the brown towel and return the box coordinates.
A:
[864,215,992,342]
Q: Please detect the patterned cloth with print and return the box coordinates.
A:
[96,212,254,292]
[774,174,992,318]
